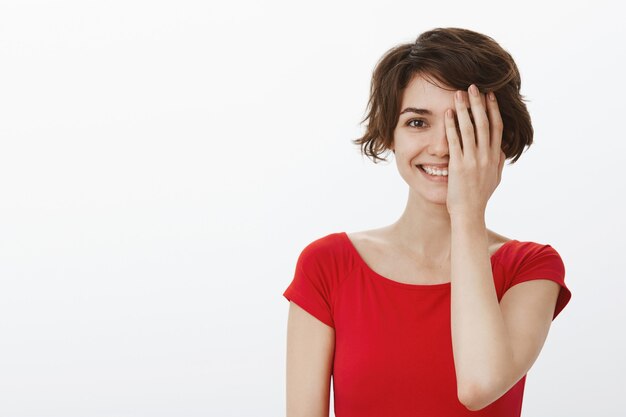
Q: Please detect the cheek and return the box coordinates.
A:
[394,137,423,156]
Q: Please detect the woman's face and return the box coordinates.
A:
[392,73,481,206]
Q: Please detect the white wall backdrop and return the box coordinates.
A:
[0,0,623,416]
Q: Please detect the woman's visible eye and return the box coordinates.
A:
[407,119,428,129]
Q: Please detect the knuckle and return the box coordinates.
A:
[463,129,475,139]
[491,123,503,134]
[475,118,489,129]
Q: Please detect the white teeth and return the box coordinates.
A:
[421,165,448,176]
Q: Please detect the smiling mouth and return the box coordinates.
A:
[416,164,449,177]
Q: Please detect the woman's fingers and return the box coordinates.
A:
[447,86,505,168]
[444,108,462,161]
[486,91,504,159]
[454,90,475,159]
[467,84,490,154]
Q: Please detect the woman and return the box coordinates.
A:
[283,27,572,417]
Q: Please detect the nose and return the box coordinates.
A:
[429,122,450,157]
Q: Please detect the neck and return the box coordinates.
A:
[387,188,452,263]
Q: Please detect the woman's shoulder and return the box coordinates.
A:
[488,229,514,256]
[292,231,356,292]
[488,231,564,267]
[300,231,346,252]
[488,229,559,251]
[296,231,352,267]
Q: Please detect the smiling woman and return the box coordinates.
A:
[283,27,572,417]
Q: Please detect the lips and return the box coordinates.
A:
[418,163,449,169]
[416,164,449,182]
[417,164,448,172]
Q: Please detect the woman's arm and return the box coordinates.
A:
[449,215,515,406]
[449,216,560,411]
[286,301,335,417]
[445,88,561,410]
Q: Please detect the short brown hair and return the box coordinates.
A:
[353,27,533,164]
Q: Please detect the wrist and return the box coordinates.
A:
[450,212,486,227]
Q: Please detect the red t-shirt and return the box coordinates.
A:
[283,231,572,417]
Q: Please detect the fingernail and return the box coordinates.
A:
[469,84,479,96]
[456,90,463,101]
[488,92,496,101]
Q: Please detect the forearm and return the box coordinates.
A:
[449,214,514,399]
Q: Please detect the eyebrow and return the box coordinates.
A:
[399,107,432,116]
[399,106,475,119]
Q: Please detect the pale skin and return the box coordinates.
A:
[285,73,562,415]
[441,80,560,410]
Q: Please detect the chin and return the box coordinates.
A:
[399,167,449,204]
[412,184,448,205]
[426,196,448,206]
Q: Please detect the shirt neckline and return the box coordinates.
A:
[340,231,517,290]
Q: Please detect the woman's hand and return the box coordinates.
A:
[444,84,506,219]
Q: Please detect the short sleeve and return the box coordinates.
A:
[509,243,572,320]
[283,243,335,329]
